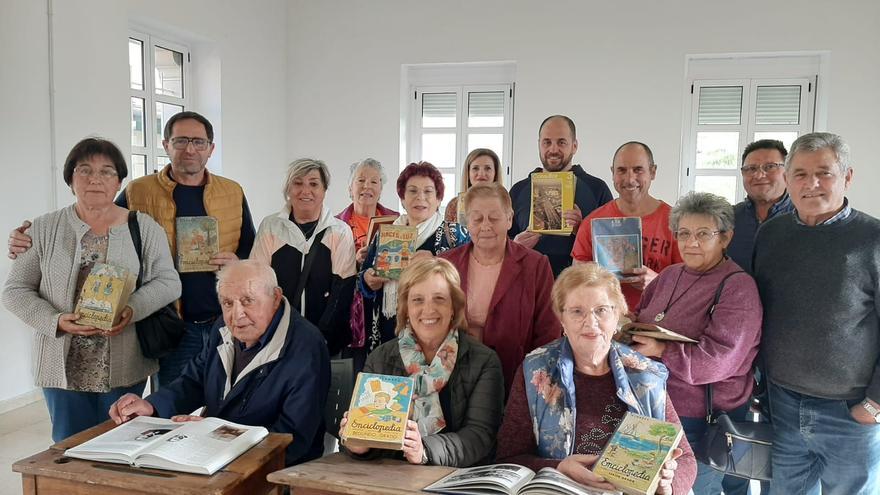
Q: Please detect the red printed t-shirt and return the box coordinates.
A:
[571,200,682,310]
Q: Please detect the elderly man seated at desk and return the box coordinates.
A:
[109,260,330,466]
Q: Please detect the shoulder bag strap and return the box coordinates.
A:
[293,228,327,306]
[127,211,144,289]
[705,268,746,420]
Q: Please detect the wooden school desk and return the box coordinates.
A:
[12,420,291,495]
[267,452,455,495]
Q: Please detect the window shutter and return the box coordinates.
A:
[755,85,801,125]
[698,86,743,125]
[468,91,504,127]
[421,93,456,127]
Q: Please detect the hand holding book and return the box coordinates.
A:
[558,454,618,492]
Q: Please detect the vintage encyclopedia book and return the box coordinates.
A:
[64,416,268,475]
[617,322,698,345]
[529,171,575,235]
[591,217,643,278]
[366,215,399,245]
[74,263,136,330]
[425,463,620,495]
[373,224,417,280]
[341,372,414,450]
[592,412,684,495]
[176,216,219,273]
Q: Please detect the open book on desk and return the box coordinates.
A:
[424,463,621,495]
[64,416,268,475]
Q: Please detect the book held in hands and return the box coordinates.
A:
[341,372,414,450]
[615,322,698,345]
[592,412,684,495]
[373,224,417,279]
[176,216,219,273]
[366,214,399,245]
[529,171,575,235]
[74,262,136,330]
[424,463,621,495]
[591,217,643,278]
[64,416,268,475]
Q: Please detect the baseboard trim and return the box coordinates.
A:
[0,389,42,415]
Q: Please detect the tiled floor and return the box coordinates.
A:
[0,400,52,495]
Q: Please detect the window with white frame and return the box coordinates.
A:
[682,77,815,204]
[128,30,190,179]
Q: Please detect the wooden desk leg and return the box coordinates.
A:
[21,474,36,495]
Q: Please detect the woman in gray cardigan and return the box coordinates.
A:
[2,138,181,442]
[339,258,505,467]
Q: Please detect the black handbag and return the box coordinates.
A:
[127,212,186,359]
[693,268,773,481]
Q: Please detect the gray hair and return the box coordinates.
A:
[283,158,331,201]
[348,158,386,187]
[786,132,851,174]
[216,260,279,297]
[670,191,734,233]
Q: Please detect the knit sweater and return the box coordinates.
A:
[754,209,880,401]
[634,259,762,418]
[2,205,181,388]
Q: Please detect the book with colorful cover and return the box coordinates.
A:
[366,215,399,245]
[592,412,684,495]
[591,217,643,278]
[373,224,417,280]
[529,171,575,235]
[176,216,219,273]
[74,263,136,330]
[341,372,414,451]
[617,322,698,345]
[456,192,467,225]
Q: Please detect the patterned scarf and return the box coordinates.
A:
[397,326,459,436]
[381,210,444,318]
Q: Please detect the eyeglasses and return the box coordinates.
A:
[73,166,118,180]
[674,229,723,243]
[404,187,437,199]
[740,163,784,176]
[169,137,211,151]
[561,305,616,323]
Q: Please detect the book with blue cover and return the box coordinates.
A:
[591,217,643,278]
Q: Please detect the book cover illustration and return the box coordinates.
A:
[592,412,683,495]
[176,216,219,273]
[591,217,643,278]
[366,215,399,245]
[341,372,414,450]
[374,224,417,280]
[74,263,136,330]
[529,171,575,235]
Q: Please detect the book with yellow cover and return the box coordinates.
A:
[341,372,414,451]
[74,263,136,330]
[529,171,575,235]
[374,224,417,280]
[176,216,219,273]
[592,412,684,495]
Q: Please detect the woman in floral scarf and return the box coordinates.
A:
[496,263,696,494]
[341,258,504,467]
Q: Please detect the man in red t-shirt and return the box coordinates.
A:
[571,142,682,310]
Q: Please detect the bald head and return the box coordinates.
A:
[216,260,283,347]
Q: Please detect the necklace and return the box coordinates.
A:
[655,258,725,322]
[470,251,504,267]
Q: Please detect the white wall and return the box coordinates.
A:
[287,0,880,217]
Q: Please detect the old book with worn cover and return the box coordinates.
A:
[74,263,136,330]
[529,171,575,235]
[592,412,684,495]
[176,216,219,273]
[341,372,414,451]
[591,217,643,278]
[617,322,698,345]
[366,215,399,245]
[373,224,417,280]
[425,463,621,495]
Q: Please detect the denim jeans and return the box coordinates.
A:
[157,318,217,388]
[680,401,751,495]
[43,381,147,442]
[768,382,880,495]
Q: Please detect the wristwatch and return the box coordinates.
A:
[862,399,880,423]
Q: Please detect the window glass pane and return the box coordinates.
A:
[157,156,169,171]
[755,86,801,125]
[753,131,798,152]
[467,133,504,166]
[131,97,145,147]
[698,86,743,125]
[154,45,184,98]
[468,91,504,127]
[422,93,456,128]
[155,102,184,149]
[694,176,737,205]
[131,154,146,179]
[129,39,144,91]
[695,132,739,170]
[421,133,456,168]
[441,172,456,208]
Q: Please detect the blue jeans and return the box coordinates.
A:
[768,382,880,495]
[681,402,751,495]
[43,381,147,442]
[157,318,217,388]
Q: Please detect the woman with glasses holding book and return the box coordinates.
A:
[497,263,695,494]
[2,138,180,442]
[628,191,762,495]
